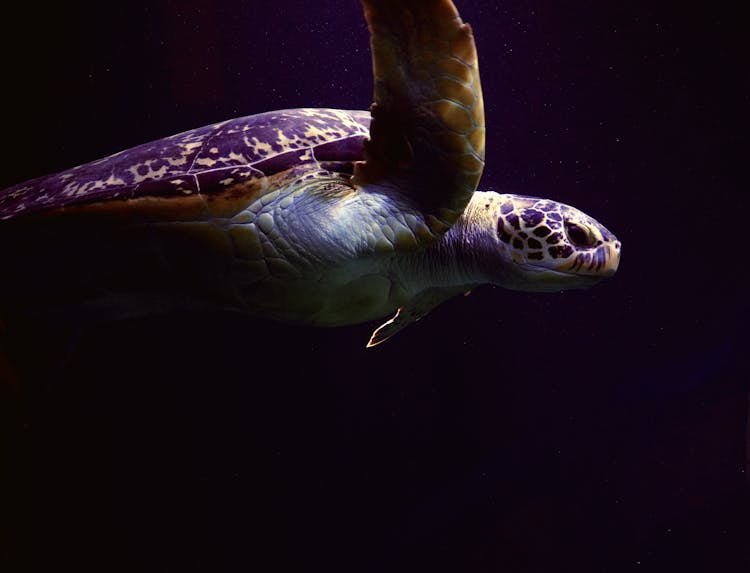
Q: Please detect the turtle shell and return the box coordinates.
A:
[0,108,371,222]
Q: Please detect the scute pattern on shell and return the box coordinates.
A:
[0,108,371,221]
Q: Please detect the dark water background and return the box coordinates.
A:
[1,1,747,571]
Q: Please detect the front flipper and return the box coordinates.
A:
[366,287,456,347]
[355,0,485,246]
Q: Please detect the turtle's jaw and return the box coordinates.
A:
[508,265,604,292]
[550,242,621,278]
[531,266,605,287]
[515,241,620,291]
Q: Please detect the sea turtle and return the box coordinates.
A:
[0,0,620,348]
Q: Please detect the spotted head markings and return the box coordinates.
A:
[0,109,372,221]
[495,195,621,273]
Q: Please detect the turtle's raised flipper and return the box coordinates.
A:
[355,0,485,245]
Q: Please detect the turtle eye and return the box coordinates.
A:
[564,221,596,248]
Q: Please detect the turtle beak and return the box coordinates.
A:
[556,241,621,277]
[592,241,621,277]
[602,242,621,277]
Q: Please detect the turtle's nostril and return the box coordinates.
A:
[606,243,622,274]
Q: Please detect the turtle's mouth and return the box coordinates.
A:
[523,265,580,277]
[524,244,620,279]
[519,264,606,291]
[525,264,611,279]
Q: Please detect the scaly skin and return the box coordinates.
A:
[213,184,620,330]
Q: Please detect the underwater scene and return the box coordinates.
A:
[0,0,746,571]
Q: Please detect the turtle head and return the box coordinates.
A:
[477,193,621,292]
